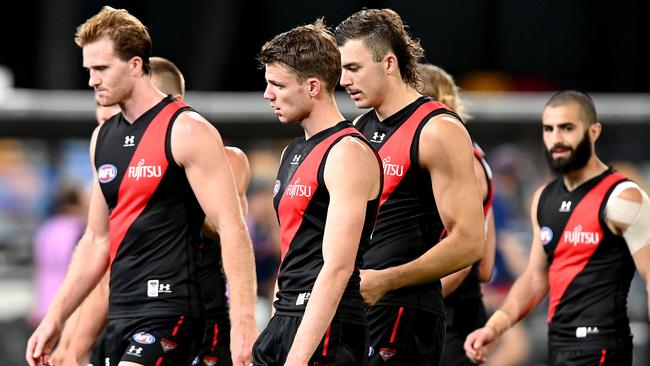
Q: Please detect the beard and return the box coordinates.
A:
[544,130,592,175]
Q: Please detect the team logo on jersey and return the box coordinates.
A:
[161,338,177,353]
[540,226,553,245]
[127,159,162,181]
[273,180,281,197]
[132,332,156,345]
[371,131,386,143]
[123,135,135,147]
[290,154,301,165]
[382,156,404,177]
[202,356,218,366]
[563,225,600,246]
[97,164,118,184]
[379,347,397,362]
[285,177,312,199]
[559,200,572,212]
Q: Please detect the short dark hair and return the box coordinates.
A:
[545,90,597,125]
[150,56,185,97]
[75,6,152,75]
[335,8,424,89]
[258,19,341,94]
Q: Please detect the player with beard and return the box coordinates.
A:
[464,90,650,366]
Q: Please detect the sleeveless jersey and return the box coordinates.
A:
[355,96,461,315]
[538,168,634,344]
[445,142,494,304]
[272,121,382,324]
[95,96,205,319]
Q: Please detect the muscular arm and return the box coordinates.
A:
[362,115,484,304]
[202,146,252,238]
[465,187,549,364]
[171,112,257,365]
[442,156,495,297]
[606,185,650,320]
[26,127,111,366]
[284,138,381,365]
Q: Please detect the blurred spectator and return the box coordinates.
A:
[28,183,85,327]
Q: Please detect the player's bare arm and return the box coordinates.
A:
[171,111,258,365]
[464,187,549,364]
[284,137,381,365]
[26,126,111,366]
[360,115,484,305]
[442,156,495,296]
[606,184,650,320]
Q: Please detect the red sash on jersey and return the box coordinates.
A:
[377,101,449,207]
[277,128,362,262]
[108,101,187,266]
[547,172,625,322]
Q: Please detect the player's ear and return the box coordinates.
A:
[590,122,602,142]
[307,78,321,98]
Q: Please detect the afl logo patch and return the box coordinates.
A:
[540,226,553,245]
[273,180,281,197]
[97,164,118,183]
[132,331,156,344]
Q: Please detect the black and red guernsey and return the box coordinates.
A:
[95,96,205,319]
[354,96,461,315]
[538,168,634,344]
[445,143,494,304]
[272,121,381,324]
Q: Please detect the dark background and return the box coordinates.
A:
[1,0,648,93]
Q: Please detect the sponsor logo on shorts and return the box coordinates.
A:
[126,345,143,356]
[540,226,553,245]
[192,356,200,366]
[368,346,375,357]
[161,338,178,353]
[379,347,397,362]
[576,326,600,338]
[132,332,156,344]
[98,164,118,184]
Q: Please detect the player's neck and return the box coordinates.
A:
[562,156,608,191]
[120,81,166,124]
[301,98,345,139]
[374,83,420,121]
